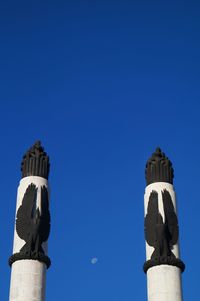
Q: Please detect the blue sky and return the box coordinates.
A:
[0,1,200,300]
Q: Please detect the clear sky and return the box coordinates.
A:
[0,1,200,300]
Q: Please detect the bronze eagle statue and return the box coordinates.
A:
[16,183,50,257]
[145,189,178,260]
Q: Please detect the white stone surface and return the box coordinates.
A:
[147,265,183,301]
[144,182,183,301]
[9,176,50,301]
[9,260,46,301]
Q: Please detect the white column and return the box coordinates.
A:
[9,176,49,301]
[9,261,46,301]
[144,182,183,301]
[147,266,182,301]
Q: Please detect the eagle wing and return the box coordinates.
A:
[162,189,179,245]
[39,185,50,243]
[16,183,37,242]
[145,190,161,247]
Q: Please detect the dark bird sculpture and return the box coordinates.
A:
[16,183,50,258]
[145,189,178,261]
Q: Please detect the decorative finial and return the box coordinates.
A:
[145,147,174,185]
[21,141,50,179]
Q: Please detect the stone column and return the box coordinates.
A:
[9,141,51,301]
[144,148,185,301]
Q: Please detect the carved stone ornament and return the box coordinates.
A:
[21,141,50,179]
[145,147,174,185]
[9,184,51,268]
[143,189,185,273]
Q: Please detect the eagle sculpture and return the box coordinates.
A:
[16,183,50,257]
[145,189,178,260]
